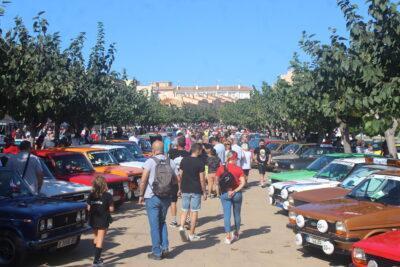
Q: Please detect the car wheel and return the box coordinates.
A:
[0,231,25,267]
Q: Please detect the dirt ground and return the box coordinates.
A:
[29,170,351,267]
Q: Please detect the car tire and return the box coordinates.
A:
[0,231,25,267]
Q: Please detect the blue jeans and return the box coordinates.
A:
[145,196,171,256]
[181,193,202,212]
[220,192,243,233]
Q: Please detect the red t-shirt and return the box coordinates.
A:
[3,145,20,155]
[216,163,244,190]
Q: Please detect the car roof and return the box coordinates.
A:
[90,144,126,150]
[370,171,400,180]
[34,149,82,157]
[325,153,368,158]
[57,147,104,153]
[332,157,367,164]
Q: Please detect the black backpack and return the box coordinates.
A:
[151,157,176,198]
[219,165,235,193]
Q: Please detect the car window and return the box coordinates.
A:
[88,151,118,166]
[53,154,94,175]
[349,177,400,205]
[40,160,56,180]
[341,166,378,189]
[306,156,335,171]
[123,143,144,158]
[111,148,135,163]
[283,144,300,154]
[315,162,354,181]
[266,143,279,151]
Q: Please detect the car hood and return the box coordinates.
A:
[95,165,142,176]
[293,198,391,222]
[292,187,350,204]
[41,179,91,197]
[270,170,316,182]
[0,196,86,218]
[119,161,144,169]
[354,230,400,262]
[67,172,128,186]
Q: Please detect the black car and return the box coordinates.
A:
[274,146,337,171]
[0,168,89,266]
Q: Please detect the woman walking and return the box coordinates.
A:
[241,143,252,184]
[216,151,246,244]
[205,146,221,198]
[87,176,114,266]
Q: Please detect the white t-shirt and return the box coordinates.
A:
[242,151,252,170]
[232,144,244,167]
[214,143,226,164]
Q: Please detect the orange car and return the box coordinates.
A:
[55,147,143,199]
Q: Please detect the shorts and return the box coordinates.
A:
[171,184,179,203]
[181,193,202,212]
[243,169,250,176]
[258,164,266,175]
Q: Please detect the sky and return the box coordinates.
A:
[1,0,367,88]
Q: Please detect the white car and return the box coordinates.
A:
[90,144,144,169]
[268,157,367,210]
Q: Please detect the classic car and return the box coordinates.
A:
[352,230,400,267]
[59,147,142,200]
[289,158,399,209]
[107,141,147,162]
[289,170,400,255]
[269,156,368,211]
[33,150,129,205]
[274,146,337,171]
[0,167,89,266]
[90,144,144,169]
[271,143,318,162]
[0,153,91,202]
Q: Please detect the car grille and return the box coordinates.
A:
[59,193,86,202]
[54,212,77,229]
[366,254,400,267]
[293,199,309,207]
[273,188,282,198]
[303,217,335,233]
[109,182,124,192]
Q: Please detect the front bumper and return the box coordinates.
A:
[27,225,90,250]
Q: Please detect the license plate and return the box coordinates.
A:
[57,236,77,248]
[305,235,324,246]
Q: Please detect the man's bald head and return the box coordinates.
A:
[152,140,164,155]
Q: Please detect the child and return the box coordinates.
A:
[206,146,221,197]
[241,143,252,184]
[87,176,114,267]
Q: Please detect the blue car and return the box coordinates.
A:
[111,142,147,162]
[0,168,89,266]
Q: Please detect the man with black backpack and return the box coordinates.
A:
[138,141,178,260]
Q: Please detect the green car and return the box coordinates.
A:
[270,153,367,183]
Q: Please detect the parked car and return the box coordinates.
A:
[268,155,368,211]
[34,150,129,205]
[59,147,142,200]
[138,137,152,157]
[107,141,147,162]
[289,157,398,209]
[289,170,400,255]
[274,146,337,171]
[0,153,91,202]
[90,144,144,168]
[352,230,400,267]
[0,167,89,266]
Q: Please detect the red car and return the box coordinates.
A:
[34,150,129,205]
[352,230,400,267]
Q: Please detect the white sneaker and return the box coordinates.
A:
[232,233,239,242]
[179,228,188,242]
[224,236,232,244]
[188,234,201,242]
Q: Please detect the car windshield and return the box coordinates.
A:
[40,160,56,180]
[0,170,32,198]
[53,154,94,175]
[348,177,400,205]
[87,151,119,166]
[306,156,336,171]
[341,165,379,189]
[283,144,300,154]
[122,143,144,158]
[266,143,279,151]
[300,147,330,157]
[139,139,152,152]
[314,162,354,181]
[111,148,136,163]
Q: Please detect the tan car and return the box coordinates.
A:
[288,169,400,255]
[289,158,399,209]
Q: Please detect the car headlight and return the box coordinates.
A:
[289,164,295,169]
[296,215,305,228]
[288,195,294,205]
[76,211,82,222]
[268,185,275,196]
[281,188,289,199]
[336,221,347,234]
[123,182,129,193]
[39,219,46,231]
[317,220,329,233]
[352,247,366,262]
[47,218,53,229]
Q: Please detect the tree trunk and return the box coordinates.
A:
[385,119,398,159]
[337,118,352,153]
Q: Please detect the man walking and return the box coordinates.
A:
[7,141,44,194]
[210,137,225,164]
[231,137,244,167]
[138,141,177,260]
[179,143,207,242]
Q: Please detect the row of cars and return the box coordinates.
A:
[265,151,400,266]
[0,140,147,266]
